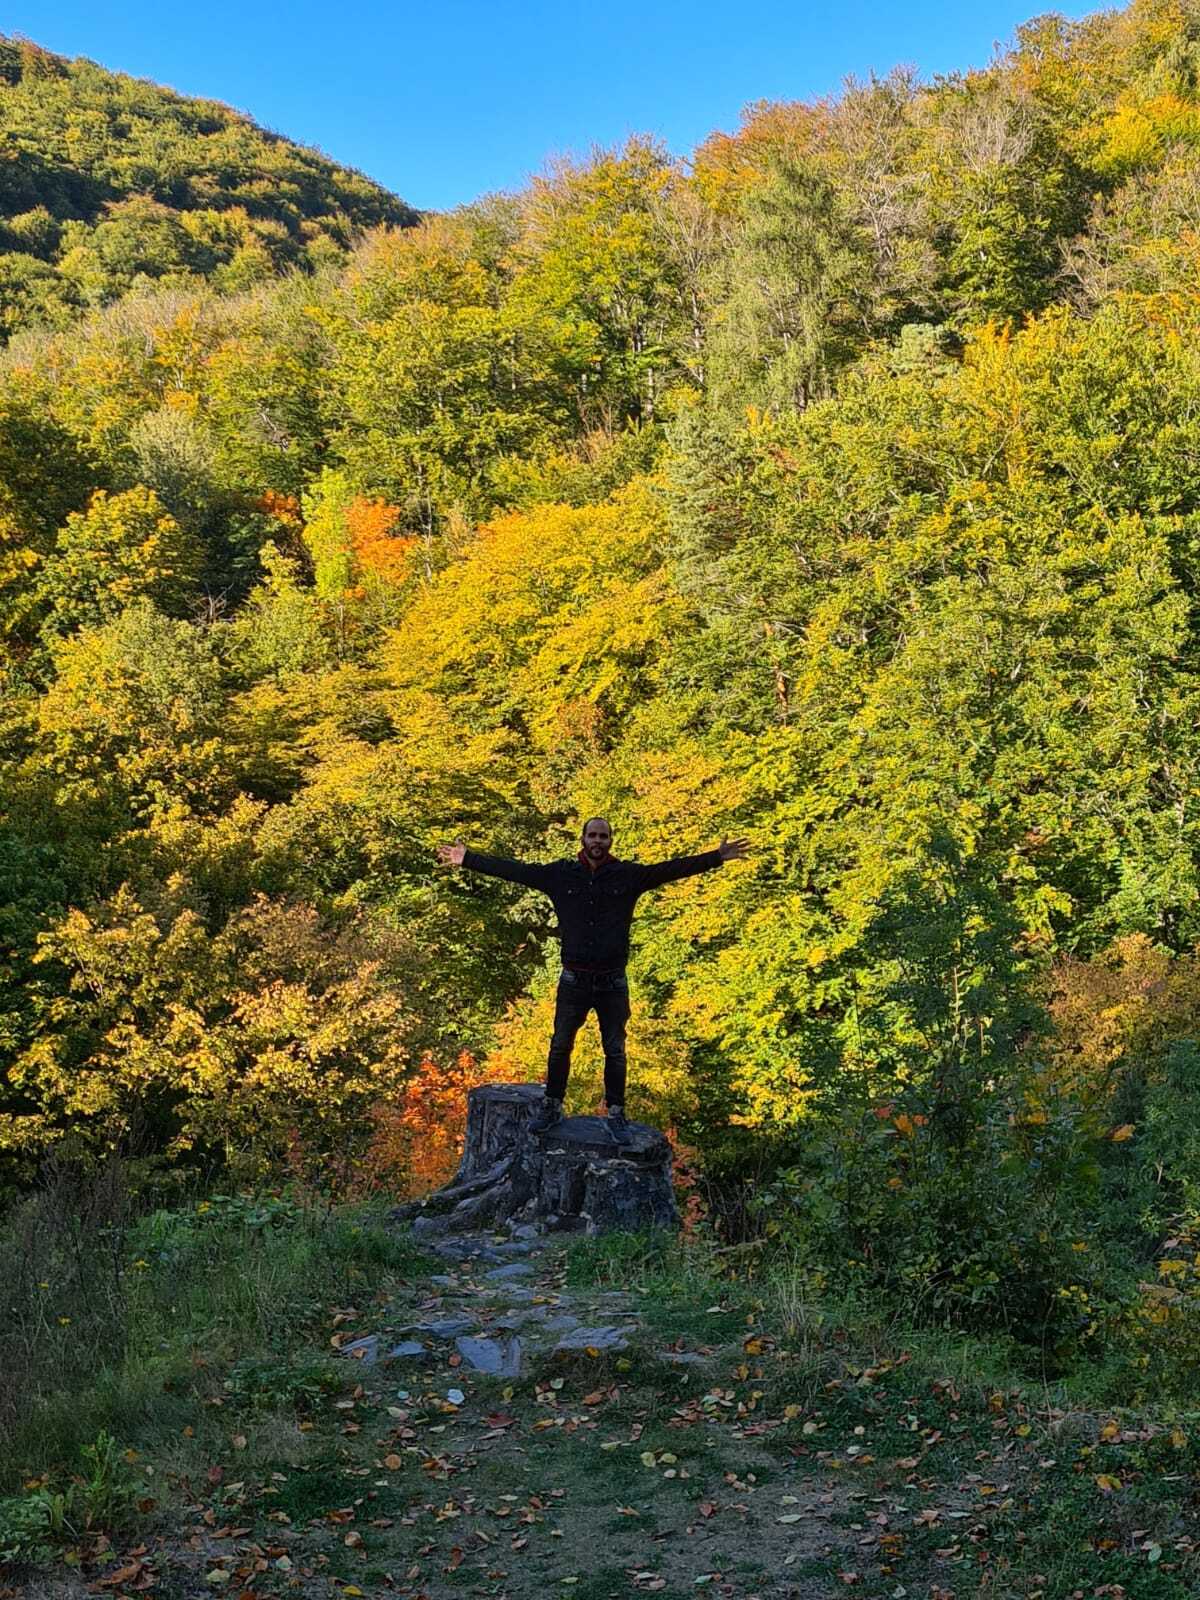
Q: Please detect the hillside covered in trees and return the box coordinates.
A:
[0,34,417,337]
[4,0,1200,1376]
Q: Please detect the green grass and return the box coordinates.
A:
[0,1168,439,1586]
[2,1179,1199,1597]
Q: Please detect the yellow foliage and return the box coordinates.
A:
[1,888,423,1175]
[486,974,699,1129]
[383,480,678,809]
[1092,91,1200,176]
[1047,934,1200,1105]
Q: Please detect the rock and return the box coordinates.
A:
[454,1335,522,1376]
[411,1213,448,1237]
[339,1334,381,1364]
[483,1262,536,1282]
[416,1317,478,1339]
[433,1240,503,1263]
[387,1339,434,1362]
[552,1325,629,1354]
[509,1222,541,1240]
[543,1314,582,1333]
[658,1350,709,1366]
[490,1311,541,1331]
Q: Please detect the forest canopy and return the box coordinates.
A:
[0,34,418,337]
[5,0,1200,1359]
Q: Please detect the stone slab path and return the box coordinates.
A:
[341,1222,649,1381]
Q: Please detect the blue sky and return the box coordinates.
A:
[13,1,1102,210]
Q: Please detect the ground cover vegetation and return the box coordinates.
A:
[1,1189,1198,1598]
[6,0,1200,1585]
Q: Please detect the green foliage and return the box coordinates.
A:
[0,34,417,338]
[6,0,1200,1386]
[0,1436,142,1567]
[0,1159,436,1507]
[705,156,875,413]
[227,542,329,680]
[222,1351,341,1413]
[37,485,203,638]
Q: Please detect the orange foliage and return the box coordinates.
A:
[256,490,303,530]
[692,101,830,209]
[345,495,415,586]
[356,1050,501,1200]
[1048,934,1200,1105]
[665,1125,708,1236]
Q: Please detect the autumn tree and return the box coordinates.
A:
[36,486,202,639]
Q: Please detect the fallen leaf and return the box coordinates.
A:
[95,1562,144,1588]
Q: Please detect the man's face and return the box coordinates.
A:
[582,820,613,861]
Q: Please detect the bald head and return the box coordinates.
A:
[580,817,613,863]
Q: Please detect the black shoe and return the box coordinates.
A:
[606,1104,632,1145]
[529,1095,563,1135]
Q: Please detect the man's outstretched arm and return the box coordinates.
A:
[633,836,750,892]
[436,840,554,891]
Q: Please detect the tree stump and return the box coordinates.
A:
[393,1083,679,1237]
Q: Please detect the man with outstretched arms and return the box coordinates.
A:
[437,819,749,1143]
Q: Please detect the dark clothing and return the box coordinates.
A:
[461,843,724,1107]
[547,969,630,1105]
[460,847,724,974]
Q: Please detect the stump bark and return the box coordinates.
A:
[393,1082,679,1237]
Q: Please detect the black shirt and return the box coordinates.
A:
[461,848,724,973]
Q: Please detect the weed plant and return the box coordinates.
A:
[0,1160,432,1500]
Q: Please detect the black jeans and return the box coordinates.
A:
[546,969,630,1107]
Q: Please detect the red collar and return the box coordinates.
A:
[578,849,617,872]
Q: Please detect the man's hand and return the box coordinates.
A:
[437,840,467,867]
[718,836,750,862]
